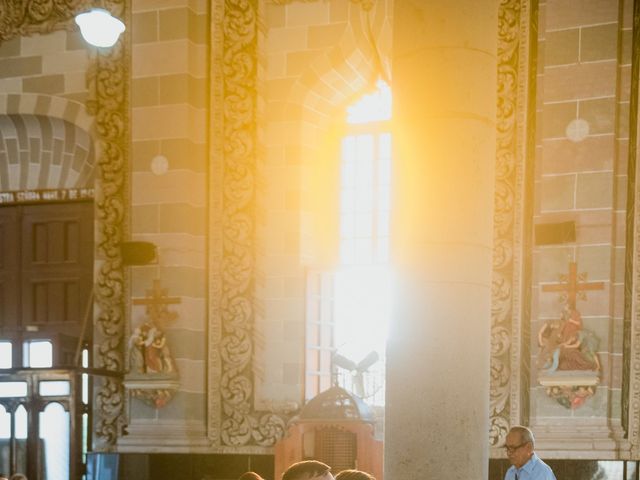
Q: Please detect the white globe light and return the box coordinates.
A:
[75,8,125,48]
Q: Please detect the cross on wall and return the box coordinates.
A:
[541,261,604,310]
[132,279,181,324]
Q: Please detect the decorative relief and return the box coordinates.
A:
[0,0,90,40]
[626,0,640,454]
[209,0,288,449]
[268,0,374,10]
[85,1,128,450]
[491,0,533,449]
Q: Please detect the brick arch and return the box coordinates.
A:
[0,94,96,191]
[268,0,393,270]
[289,0,392,126]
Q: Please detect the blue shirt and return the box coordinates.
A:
[504,453,556,480]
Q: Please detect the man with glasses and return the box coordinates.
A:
[504,426,556,480]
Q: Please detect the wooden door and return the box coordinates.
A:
[0,202,93,366]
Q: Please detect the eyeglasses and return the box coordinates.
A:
[504,442,528,453]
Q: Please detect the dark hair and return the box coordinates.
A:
[335,470,375,480]
[282,460,331,480]
[239,472,264,480]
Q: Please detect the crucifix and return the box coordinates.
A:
[541,261,604,310]
[132,279,181,325]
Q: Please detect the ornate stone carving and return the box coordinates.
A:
[490,0,534,449]
[269,0,374,10]
[625,0,640,455]
[0,0,90,40]
[209,0,288,450]
[85,2,129,450]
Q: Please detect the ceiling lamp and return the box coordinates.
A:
[75,8,125,48]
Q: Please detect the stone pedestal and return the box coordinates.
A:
[385,1,499,478]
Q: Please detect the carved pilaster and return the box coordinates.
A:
[490,0,536,451]
[209,0,288,451]
[85,0,129,451]
[625,0,640,457]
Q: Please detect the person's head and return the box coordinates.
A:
[282,460,332,480]
[10,474,27,480]
[335,470,375,480]
[239,472,264,480]
[505,426,535,468]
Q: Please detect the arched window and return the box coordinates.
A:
[306,80,392,407]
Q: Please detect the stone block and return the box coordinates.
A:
[285,2,330,27]
[133,41,189,77]
[545,28,579,66]
[542,101,577,138]
[581,23,617,62]
[287,50,321,76]
[132,11,158,44]
[266,27,308,53]
[159,203,206,235]
[542,136,613,174]
[0,56,42,79]
[546,0,618,29]
[157,265,206,298]
[160,8,189,41]
[580,97,615,135]
[22,74,64,94]
[166,330,206,361]
[132,76,159,107]
[132,204,159,233]
[308,23,348,49]
[575,172,613,209]
[543,61,616,102]
[575,244,612,280]
[159,73,189,104]
[267,4,286,28]
[540,174,575,211]
[188,11,208,44]
[0,37,20,58]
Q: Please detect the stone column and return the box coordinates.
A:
[385,1,499,479]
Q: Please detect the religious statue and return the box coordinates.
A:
[129,321,176,374]
[124,279,181,408]
[538,262,603,409]
[537,307,600,374]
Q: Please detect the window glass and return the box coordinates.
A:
[40,403,69,480]
[0,382,27,398]
[0,343,11,369]
[24,340,53,368]
[39,381,71,396]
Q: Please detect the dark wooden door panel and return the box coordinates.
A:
[0,203,92,344]
[0,207,19,330]
[21,203,92,332]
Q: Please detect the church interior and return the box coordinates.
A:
[0,0,638,479]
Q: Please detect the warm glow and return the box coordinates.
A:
[75,8,125,48]
[347,80,392,124]
[334,80,391,406]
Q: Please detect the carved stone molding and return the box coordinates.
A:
[0,0,129,452]
[209,0,288,452]
[85,1,129,451]
[625,0,640,457]
[490,0,535,451]
[0,0,91,40]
